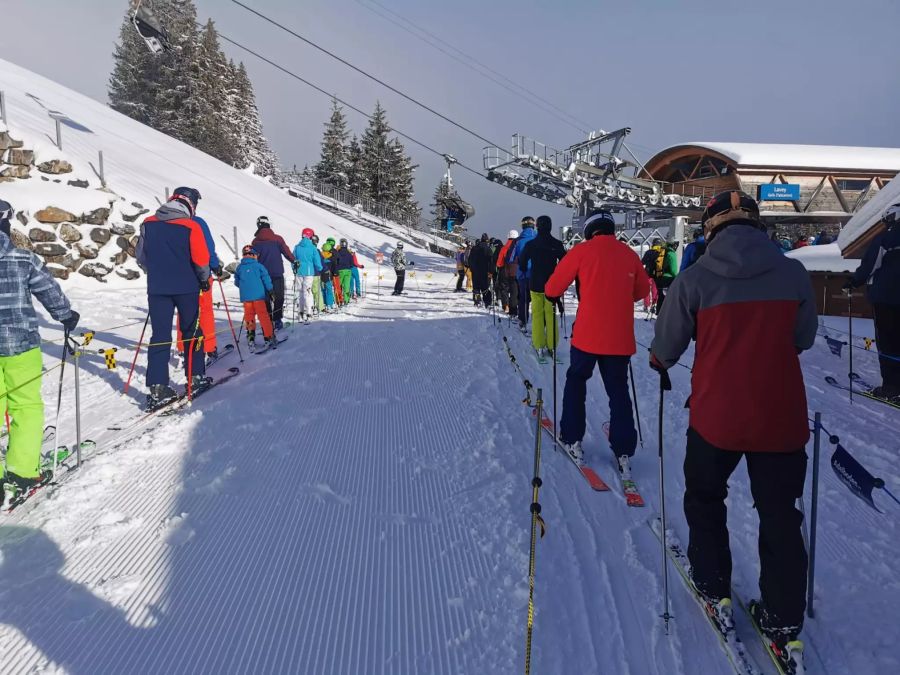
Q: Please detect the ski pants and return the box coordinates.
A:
[505,274,518,315]
[351,268,362,297]
[242,300,273,339]
[455,269,465,291]
[147,292,205,388]
[517,277,530,326]
[0,347,44,480]
[465,268,472,290]
[394,270,406,294]
[333,275,345,305]
[297,275,315,316]
[312,277,323,311]
[655,277,671,315]
[339,269,352,303]
[323,280,335,307]
[873,303,900,390]
[176,287,216,354]
[683,427,807,630]
[560,348,636,457]
[264,276,286,326]
[644,278,658,313]
[530,292,559,351]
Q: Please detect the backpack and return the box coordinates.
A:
[642,248,661,277]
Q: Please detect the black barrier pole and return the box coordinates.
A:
[807,412,822,619]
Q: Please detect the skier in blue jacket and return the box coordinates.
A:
[508,217,536,329]
[292,227,323,323]
[234,245,275,349]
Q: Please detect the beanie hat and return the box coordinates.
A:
[536,215,552,233]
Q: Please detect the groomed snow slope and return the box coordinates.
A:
[0,56,438,284]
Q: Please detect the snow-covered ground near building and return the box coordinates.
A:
[787,242,861,273]
[1,272,898,674]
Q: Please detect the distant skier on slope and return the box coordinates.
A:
[518,215,566,361]
[292,228,322,324]
[136,187,212,410]
[333,238,355,307]
[0,222,80,496]
[544,210,649,471]
[310,235,324,312]
[679,228,706,272]
[649,190,817,657]
[321,238,337,310]
[391,242,413,296]
[844,201,900,401]
[508,217,536,330]
[251,216,295,331]
[496,229,519,315]
[349,243,365,299]
[234,245,275,349]
[454,243,467,292]
[467,234,494,307]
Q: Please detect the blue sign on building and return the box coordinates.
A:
[758,183,801,201]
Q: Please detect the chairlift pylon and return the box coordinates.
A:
[131,0,169,54]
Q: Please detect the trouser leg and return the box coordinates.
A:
[199,288,216,353]
[508,276,518,315]
[270,276,285,323]
[873,303,900,390]
[531,291,546,350]
[456,270,464,290]
[312,277,323,311]
[517,278,530,325]
[394,270,406,293]
[747,449,808,629]
[559,346,596,444]
[243,301,257,334]
[597,355,637,457]
[683,428,743,600]
[174,292,204,379]
[1,348,44,479]
[147,294,175,387]
[255,300,274,338]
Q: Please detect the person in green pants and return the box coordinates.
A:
[334,238,355,306]
[518,215,567,360]
[0,217,79,494]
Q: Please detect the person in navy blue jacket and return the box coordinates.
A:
[136,187,211,409]
[251,216,295,330]
[507,217,536,329]
[845,202,900,400]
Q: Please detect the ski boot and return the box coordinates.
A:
[2,471,50,509]
[274,320,284,331]
[616,455,632,481]
[264,336,277,350]
[146,384,178,412]
[189,375,213,397]
[749,601,804,674]
[560,440,584,464]
[205,349,219,367]
[536,348,548,364]
[247,329,256,351]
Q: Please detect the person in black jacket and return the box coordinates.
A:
[845,202,900,400]
[519,215,566,358]
[468,234,495,307]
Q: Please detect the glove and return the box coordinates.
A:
[291,261,300,274]
[212,264,224,278]
[200,278,211,292]
[267,291,275,304]
[61,310,80,334]
[650,353,673,391]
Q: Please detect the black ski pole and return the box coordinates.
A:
[657,365,673,634]
[848,290,853,404]
[629,360,644,448]
[52,329,72,476]
[552,301,559,452]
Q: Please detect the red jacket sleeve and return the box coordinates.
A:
[632,252,651,301]
[188,220,211,268]
[544,246,580,298]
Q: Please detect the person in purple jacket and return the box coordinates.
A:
[251,216,296,330]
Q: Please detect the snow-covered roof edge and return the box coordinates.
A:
[652,142,900,172]
[837,173,900,253]
[786,243,860,274]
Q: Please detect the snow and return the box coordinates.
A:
[1,58,899,675]
[838,172,900,253]
[786,242,860,273]
[658,142,900,172]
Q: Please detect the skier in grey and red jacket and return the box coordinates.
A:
[650,190,817,667]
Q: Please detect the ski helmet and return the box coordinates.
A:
[397,242,404,249]
[242,245,258,257]
[171,187,201,215]
[256,215,271,229]
[340,238,348,247]
[884,203,900,226]
[508,229,519,240]
[701,190,760,242]
[521,216,535,228]
[311,234,320,244]
[0,199,12,237]
[302,227,315,239]
[583,210,616,240]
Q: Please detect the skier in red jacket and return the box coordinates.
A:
[650,190,817,667]
[545,210,649,476]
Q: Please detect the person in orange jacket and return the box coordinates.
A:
[544,210,650,475]
[496,229,518,314]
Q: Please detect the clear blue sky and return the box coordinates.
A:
[3,0,899,236]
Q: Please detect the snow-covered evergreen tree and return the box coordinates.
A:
[315,99,349,188]
[388,138,419,221]
[360,102,392,204]
[151,0,200,143]
[231,62,279,177]
[431,175,452,224]
[190,19,238,165]
[346,135,365,197]
[108,6,158,125]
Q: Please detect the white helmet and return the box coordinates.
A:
[885,203,900,224]
[508,229,519,239]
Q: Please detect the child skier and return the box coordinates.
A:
[234,245,275,350]
[292,227,322,324]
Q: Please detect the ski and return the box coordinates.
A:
[536,349,548,365]
[824,375,900,410]
[738,598,806,675]
[159,367,241,417]
[205,343,235,368]
[251,335,288,355]
[3,440,97,513]
[602,422,645,507]
[537,413,609,491]
[648,519,762,675]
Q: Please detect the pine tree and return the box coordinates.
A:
[151,0,200,143]
[431,175,452,224]
[346,135,365,197]
[190,20,237,165]
[232,62,279,176]
[388,138,419,221]
[108,6,158,125]
[360,102,392,204]
[315,99,349,188]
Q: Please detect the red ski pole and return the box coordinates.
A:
[124,311,150,394]
[218,278,244,363]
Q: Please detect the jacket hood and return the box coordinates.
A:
[0,230,11,258]
[298,237,316,250]
[155,200,191,222]
[254,228,282,242]
[519,228,537,243]
[698,224,783,280]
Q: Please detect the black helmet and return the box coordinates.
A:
[583,210,615,240]
[701,190,760,241]
[0,199,12,236]
[172,187,201,215]
[256,215,271,229]
[884,203,900,226]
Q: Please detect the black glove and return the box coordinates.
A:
[267,291,275,303]
[650,353,672,391]
[291,261,300,274]
[200,278,211,292]
[212,264,224,278]
[61,311,80,334]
